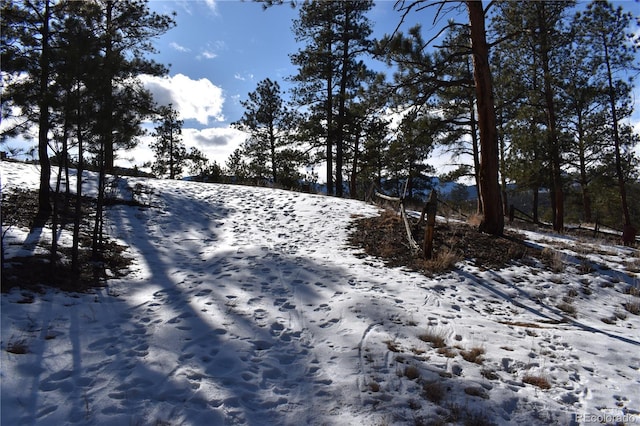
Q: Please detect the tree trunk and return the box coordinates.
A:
[538,3,564,232]
[350,133,360,198]
[469,95,482,214]
[270,123,277,184]
[335,7,352,198]
[37,0,52,225]
[325,29,334,196]
[532,187,539,224]
[576,110,592,223]
[466,1,503,236]
[602,34,631,228]
[103,0,115,172]
[169,133,173,179]
[72,85,83,275]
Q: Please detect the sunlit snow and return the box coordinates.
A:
[1,161,639,425]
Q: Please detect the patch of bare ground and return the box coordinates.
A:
[348,209,540,274]
[2,189,132,293]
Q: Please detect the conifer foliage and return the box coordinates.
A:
[150,104,185,180]
[232,78,304,187]
[1,0,175,283]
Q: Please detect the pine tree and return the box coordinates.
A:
[577,1,638,238]
[290,0,374,196]
[232,78,299,185]
[491,1,575,232]
[150,104,185,179]
[1,0,57,222]
[386,0,503,235]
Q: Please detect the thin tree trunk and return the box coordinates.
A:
[336,7,352,198]
[270,123,277,184]
[532,187,539,224]
[92,148,106,261]
[36,0,52,225]
[169,129,174,179]
[104,0,115,173]
[576,110,593,222]
[538,3,564,232]
[602,35,631,227]
[350,133,360,198]
[72,90,83,274]
[326,83,334,196]
[469,96,482,214]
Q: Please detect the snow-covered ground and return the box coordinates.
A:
[1,160,639,425]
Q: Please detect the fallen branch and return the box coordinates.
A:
[374,190,420,254]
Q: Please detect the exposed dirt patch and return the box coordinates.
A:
[348,209,540,274]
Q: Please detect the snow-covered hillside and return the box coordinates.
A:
[1,160,639,425]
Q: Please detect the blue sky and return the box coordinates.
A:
[132,0,446,171]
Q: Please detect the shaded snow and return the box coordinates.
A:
[1,161,639,425]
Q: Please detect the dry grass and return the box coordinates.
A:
[404,365,421,380]
[422,380,446,403]
[464,386,489,399]
[541,247,565,273]
[467,213,483,227]
[625,285,640,297]
[624,257,640,274]
[368,381,381,392]
[418,329,447,349]
[460,346,485,364]
[385,340,402,353]
[623,299,640,315]
[557,302,577,317]
[522,374,551,390]
[437,347,457,358]
[425,247,463,273]
[5,337,29,354]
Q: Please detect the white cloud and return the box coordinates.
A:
[169,42,190,52]
[188,127,247,166]
[233,72,254,82]
[200,50,217,60]
[183,127,247,165]
[197,41,225,61]
[118,126,246,172]
[184,127,245,148]
[204,0,217,14]
[139,73,225,125]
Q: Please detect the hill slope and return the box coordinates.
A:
[1,161,639,425]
